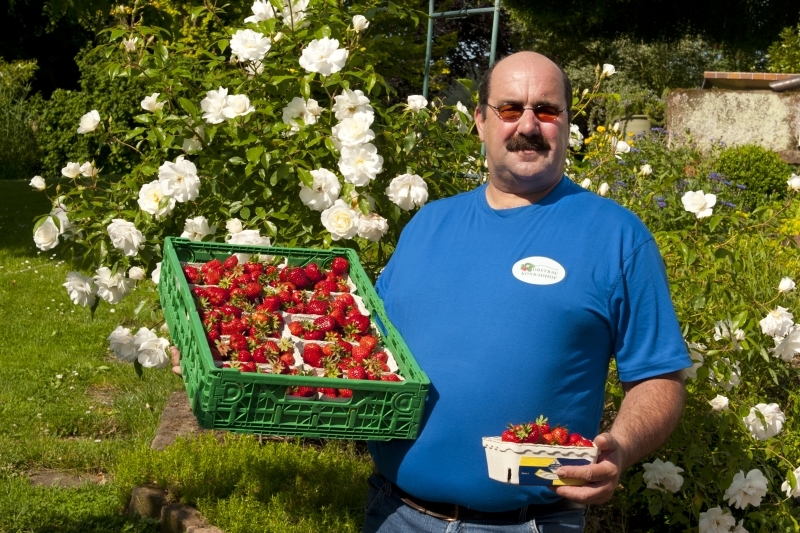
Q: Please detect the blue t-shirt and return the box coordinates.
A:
[369,177,691,511]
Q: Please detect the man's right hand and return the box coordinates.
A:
[169,346,182,376]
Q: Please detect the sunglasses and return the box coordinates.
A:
[487,103,565,123]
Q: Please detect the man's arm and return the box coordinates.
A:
[552,370,686,505]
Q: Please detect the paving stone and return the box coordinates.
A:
[27,469,101,488]
[151,391,203,451]
[161,503,207,533]
[128,485,168,520]
[186,527,225,533]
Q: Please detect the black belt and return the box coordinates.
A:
[373,474,585,523]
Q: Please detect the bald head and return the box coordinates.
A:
[478,52,572,123]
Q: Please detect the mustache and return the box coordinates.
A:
[505,134,551,152]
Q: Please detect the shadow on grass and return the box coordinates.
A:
[0,180,52,253]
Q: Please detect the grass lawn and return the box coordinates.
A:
[0,180,372,533]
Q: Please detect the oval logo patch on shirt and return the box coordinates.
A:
[512,256,566,285]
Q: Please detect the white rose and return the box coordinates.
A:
[226,218,243,234]
[245,60,264,78]
[779,277,796,293]
[788,174,800,191]
[108,326,137,362]
[352,14,369,32]
[601,63,616,77]
[772,325,800,362]
[182,137,202,152]
[580,178,592,188]
[137,181,176,219]
[732,520,748,533]
[30,176,45,191]
[141,93,165,112]
[51,201,76,238]
[321,199,360,240]
[333,89,373,122]
[222,94,255,118]
[77,110,101,134]
[63,272,96,307]
[357,213,389,241]
[338,143,383,186]
[230,29,272,62]
[612,122,620,133]
[181,215,217,241]
[743,403,785,440]
[280,0,309,29]
[61,162,81,178]
[614,140,630,155]
[122,37,137,52]
[698,507,735,533]
[406,95,428,112]
[200,87,228,124]
[598,182,610,196]
[781,466,800,498]
[299,37,348,76]
[640,164,653,176]
[709,395,729,411]
[386,173,428,211]
[94,266,135,304]
[682,342,705,379]
[244,0,277,23]
[760,306,794,337]
[273,31,284,42]
[226,229,271,264]
[642,458,684,493]
[681,190,716,219]
[80,161,98,178]
[282,96,318,132]
[134,327,170,369]
[158,155,200,202]
[151,262,162,285]
[333,115,375,147]
[34,217,60,251]
[107,219,144,257]
[128,266,145,281]
[299,168,342,211]
[724,469,769,509]
[569,124,583,148]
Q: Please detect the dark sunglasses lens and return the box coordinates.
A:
[497,105,523,121]
[534,105,560,121]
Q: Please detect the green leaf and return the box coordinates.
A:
[357,198,370,215]
[240,207,251,220]
[324,137,336,153]
[155,43,169,63]
[297,168,313,187]
[255,207,266,219]
[229,157,246,165]
[178,98,198,116]
[246,146,265,163]
[708,215,723,231]
[403,132,416,153]
[217,39,229,53]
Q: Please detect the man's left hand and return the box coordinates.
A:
[549,432,625,505]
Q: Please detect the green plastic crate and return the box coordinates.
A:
[159,237,429,440]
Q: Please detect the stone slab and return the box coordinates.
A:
[151,391,203,451]
[128,485,168,520]
[161,503,207,533]
[186,527,225,533]
[28,469,103,488]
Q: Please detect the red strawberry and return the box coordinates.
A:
[295,386,316,397]
[244,262,263,275]
[347,366,366,380]
[240,361,256,372]
[351,344,371,362]
[252,347,268,363]
[313,315,337,333]
[291,290,305,304]
[381,373,401,382]
[280,352,295,367]
[306,299,329,315]
[330,307,347,327]
[578,438,594,447]
[501,429,521,443]
[303,344,324,367]
[206,329,221,345]
[373,351,388,363]
[201,259,222,273]
[203,268,221,285]
[229,333,248,351]
[319,388,338,398]
[542,432,555,445]
[263,340,280,355]
[334,293,355,307]
[183,265,201,284]
[244,282,263,300]
[331,257,349,276]
[568,433,584,445]
[552,427,569,446]
[223,255,238,270]
[260,295,282,312]
[288,267,310,289]
[359,335,378,352]
[347,314,371,335]
[220,317,246,335]
[535,415,550,435]
[315,279,339,293]
[205,287,229,306]
[337,389,353,398]
[288,322,305,337]
[303,329,325,341]
[237,349,252,362]
[304,262,324,283]
[337,280,351,293]
[219,304,241,318]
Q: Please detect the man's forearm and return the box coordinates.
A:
[611,371,686,471]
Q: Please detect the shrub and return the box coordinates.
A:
[713,144,793,204]
[767,24,800,73]
[0,59,39,180]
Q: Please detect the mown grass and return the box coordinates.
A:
[0,180,373,533]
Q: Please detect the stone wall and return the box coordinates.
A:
[667,89,800,155]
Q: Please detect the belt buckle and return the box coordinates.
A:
[400,497,459,522]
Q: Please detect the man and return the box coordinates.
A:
[362,51,690,532]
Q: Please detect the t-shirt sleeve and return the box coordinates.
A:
[608,237,692,382]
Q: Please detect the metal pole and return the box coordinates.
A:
[423,0,435,99]
[489,0,500,66]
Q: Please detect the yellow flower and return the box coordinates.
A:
[628,141,635,147]
[584,136,593,144]
[596,126,606,133]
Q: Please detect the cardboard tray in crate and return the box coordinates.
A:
[159,237,429,440]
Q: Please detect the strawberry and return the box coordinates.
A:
[373,351,389,363]
[203,268,222,285]
[359,335,378,352]
[294,386,316,397]
[237,349,253,362]
[223,255,238,270]
[331,257,349,276]
[381,373,401,382]
[263,340,280,355]
[501,423,538,443]
[319,387,338,398]
[206,329,221,345]
[501,429,521,443]
[535,415,550,435]
[288,267,310,289]
[313,315,337,333]
[542,432,555,445]
[347,366,366,380]
[351,344,372,362]
[337,280,351,293]
[333,293,355,307]
[244,262,263,275]
[240,361,257,373]
[330,307,347,328]
[259,295,282,312]
[552,427,569,446]
[244,282,263,300]
[303,328,325,341]
[577,438,594,447]
[280,352,295,367]
[306,299,329,315]
[220,317,246,335]
[337,389,353,399]
[346,314,371,335]
[568,433,584,445]
[205,287,229,306]
[201,259,223,273]
[229,333,248,351]
[291,290,306,305]
[288,321,305,337]
[183,265,201,284]
[314,279,339,293]
[304,262,324,283]
[219,304,242,318]
[252,346,268,364]
[303,344,324,367]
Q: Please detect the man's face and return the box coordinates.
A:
[474,54,570,195]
